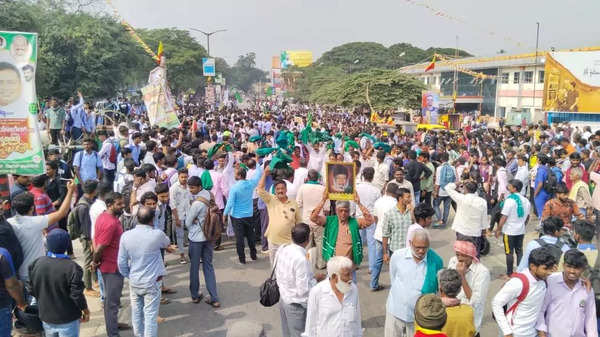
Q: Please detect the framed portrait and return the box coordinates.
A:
[326,161,356,201]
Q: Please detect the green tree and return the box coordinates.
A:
[227,52,267,92]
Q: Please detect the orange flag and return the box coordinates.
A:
[425,55,436,72]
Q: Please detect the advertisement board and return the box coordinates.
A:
[421,91,440,124]
[281,50,313,69]
[0,31,45,175]
[142,65,180,129]
[202,57,216,77]
[543,51,600,112]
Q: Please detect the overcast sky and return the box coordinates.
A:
[111,0,600,70]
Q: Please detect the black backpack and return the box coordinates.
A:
[66,197,91,240]
[535,238,564,263]
[542,168,558,194]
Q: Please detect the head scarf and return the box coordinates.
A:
[453,240,479,263]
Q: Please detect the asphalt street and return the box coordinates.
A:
[77,214,541,337]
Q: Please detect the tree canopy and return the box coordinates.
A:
[0,0,265,99]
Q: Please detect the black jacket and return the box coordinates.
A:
[405,160,432,193]
[28,256,87,324]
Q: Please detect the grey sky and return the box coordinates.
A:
[113,0,600,70]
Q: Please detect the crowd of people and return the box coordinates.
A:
[1,95,600,337]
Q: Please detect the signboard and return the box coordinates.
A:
[421,91,440,124]
[281,50,313,69]
[271,56,281,69]
[543,51,600,112]
[202,57,215,77]
[0,31,45,175]
[142,65,180,129]
[205,85,215,105]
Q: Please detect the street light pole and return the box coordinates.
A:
[188,28,227,57]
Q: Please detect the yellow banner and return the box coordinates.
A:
[543,51,600,112]
[285,50,313,68]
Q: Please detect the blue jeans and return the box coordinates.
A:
[43,319,80,337]
[0,306,11,337]
[189,241,219,302]
[414,190,421,204]
[130,281,161,337]
[370,239,384,289]
[97,269,105,303]
[434,196,451,225]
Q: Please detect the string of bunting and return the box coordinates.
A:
[433,53,497,80]
[105,0,159,63]
[403,0,532,50]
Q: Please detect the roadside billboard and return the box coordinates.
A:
[281,50,313,69]
[543,50,600,112]
[0,31,45,175]
[202,57,215,77]
[421,91,440,124]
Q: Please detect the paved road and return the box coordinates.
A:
[78,214,541,337]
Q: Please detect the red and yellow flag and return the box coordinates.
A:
[424,55,436,72]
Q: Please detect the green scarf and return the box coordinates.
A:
[508,193,525,218]
[200,170,213,191]
[306,180,320,185]
[322,215,363,265]
[421,249,444,294]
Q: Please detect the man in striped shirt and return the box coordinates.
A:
[30,175,55,216]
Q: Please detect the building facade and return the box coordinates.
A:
[399,53,545,121]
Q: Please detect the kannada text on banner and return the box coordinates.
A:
[0,31,45,175]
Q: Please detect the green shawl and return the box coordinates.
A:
[322,215,363,265]
[200,170,213,191]
[421,249,444,294]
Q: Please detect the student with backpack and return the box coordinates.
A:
[541,183,584,229]
[185,176,220,308]
[492,246,557,337]
[67,179,100,297]
[98,130,118,185]
[517,216,570,273]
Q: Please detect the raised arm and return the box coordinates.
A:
[310,189,329,227]
[48,180,76,225]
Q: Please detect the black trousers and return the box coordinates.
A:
[101,272,124,337]
[50,129,61,145]
[231,216,257,262]
[252,199,261,242]
[503,234,524,275]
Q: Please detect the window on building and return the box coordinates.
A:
[513,72,520,84]
[501,73,509,84]
[524,71,533,83]
[538,70,545,83]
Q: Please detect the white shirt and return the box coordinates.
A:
[435,164,457,197]
[492,269,547,337]
[303,280,362,337]
[292,167,309,193]
[373,195,397,241]
[355,182,381,218]
[447,256,491,332]
[444,183,488,237]
[89,199,107,240]
[307,145,327,172]
[500,193,531,235]
[515,165,530,195]
[275,244,316,306]
[8,215,49,281]
[372,162,389,190]
[98,139,116,170]
[296,183,330,227]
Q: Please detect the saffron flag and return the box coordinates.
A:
[425,55,436,72]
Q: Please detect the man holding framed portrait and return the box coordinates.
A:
[326,162,355,200]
